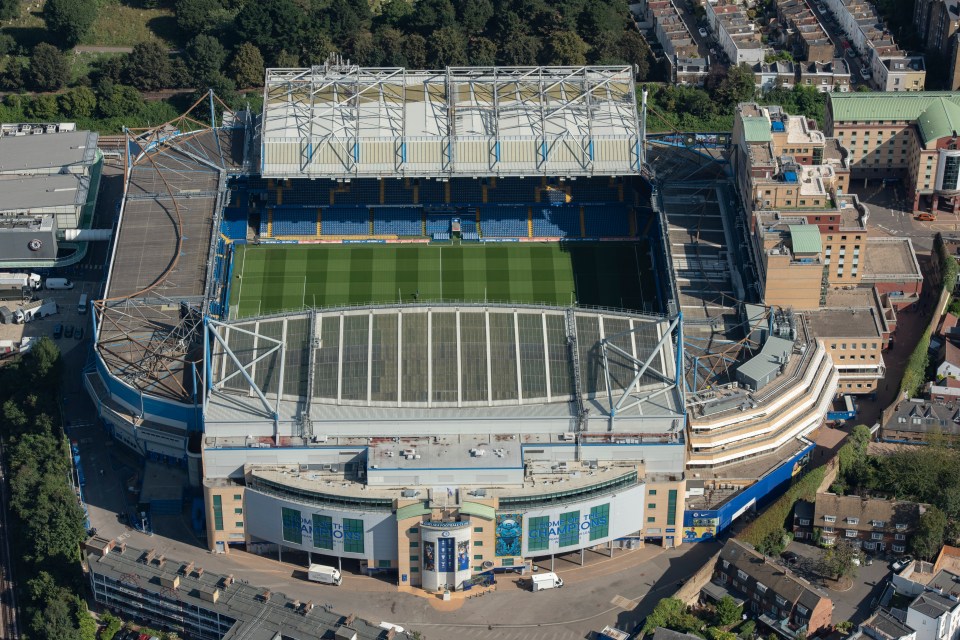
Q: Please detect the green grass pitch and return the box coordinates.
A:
[229,242,658,318]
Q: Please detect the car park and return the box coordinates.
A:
[699,27,708,37]
[64,325,74,338]
[53,323,63,339]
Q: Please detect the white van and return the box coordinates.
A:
[77,294,88,314]
[45,277,74,290]
[379,622,405,633]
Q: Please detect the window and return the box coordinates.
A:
[723,560,730,569]
[667,490,678,526]
[896,523,907,531]
[893,545,906,553]
[313,514,333,550]
[823,526,835,533]
[847,517,859,524]
[776,595,788,607]
[474,527,483,533]
[648,503,657,509]
[410,567,419,573]
[528,516,549,552]
[233,494,242,500]
[757,582,768,593]
[410,555,419,561]
[824,515,836,523]
[235,508,243,514]
[559,511,580,547]
[213,495,224,532]
[474,554,483,560]
[871,533,883,540]
[590,504,610,541]
[649,489,657,495]
[474,566,483,572]
[502,558,514,566]
[845,530,858,537]
[738,569,749,581]
[409,527,419,534]
[895,534,906,541]
[797,604,809,616]
[647,516,656,523]
[410,542,419,548]
[799,519,810,526]
[281,506,300,543]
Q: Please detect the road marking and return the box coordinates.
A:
[611,595,635,609]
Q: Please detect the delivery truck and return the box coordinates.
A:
[531,572,563,591]
[14,299,57,323]
[307,564,342,586]
[0,273,42,300]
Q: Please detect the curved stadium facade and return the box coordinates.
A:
[85,64,837,593]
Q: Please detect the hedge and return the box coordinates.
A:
[739,466,826,549]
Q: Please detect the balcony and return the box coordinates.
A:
[760,613,809,640]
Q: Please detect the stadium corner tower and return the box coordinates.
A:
[88,64,688,591]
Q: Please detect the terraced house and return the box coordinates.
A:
[810,493,924,553]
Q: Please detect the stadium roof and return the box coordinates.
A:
[206,304,684,429]
[0,130,98,173]
[260,63,641,179]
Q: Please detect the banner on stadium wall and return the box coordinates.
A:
[481,238,520,243]
[259,239,299,245]
[495,513,523,557]
[343,239,386,244]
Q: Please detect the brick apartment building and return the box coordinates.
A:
[806,493,924,554]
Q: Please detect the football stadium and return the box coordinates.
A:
[85,63,832,597]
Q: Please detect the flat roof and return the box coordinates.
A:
[0,173,86,211]
[0,130,98,172]
[804,307,882,339]
[862,237,923,282]
[736,335,795,384]
[261,64,640,178]
[789,224,822,254]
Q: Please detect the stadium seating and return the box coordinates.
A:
[426,212,452,235]
[479,205,528,238]
[531,205,580,238]
[373,206,422,236]
[461,220,479,240]
[282,181,332,205]
[221,207,248,240]
[583,204,630,237]
[451,179,483,204]
[568,177,621,203]
[383,180,415,204]
[331,180,379,205]
[432,231,450,241]
[259,214,270,237]
[417,179,444,204]
[487,178,538,203]
[322,206,369,236]
[271,206,317,236]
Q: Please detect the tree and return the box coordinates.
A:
[28,44,69,92]
[715,595,744,627]
[403,34,428,68]
[619,30,652,79]
[43,0,98,48]
[234,0,304,63]
[229,43,264,89]
[59,86,97,118]
[913,506,948,560]
[546,31,589,65]
[175,0,227,36]
[0,0,18,20]
[500,34,541,65]
[184,35,227,86]
[457,0,493,34]
[644,597,687,634]
[835,621,854,635]
[125,41,172,91]
[98,84,144,119]
[818,540,859,580]
[707,629,739,640]
[715,64,756,108]
[428,26,468,67]
[468,37,497,66]
[27,95,60,120]
[25,337,60,382]
[738,620,756,640]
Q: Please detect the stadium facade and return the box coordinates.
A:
[85,65,837,593]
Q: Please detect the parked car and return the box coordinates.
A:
[846,48,857,58]
[53,323,63,339]
[64,324,74,338]
[75,326,84,340]
[816,3,827,12]
[781,551,800,565]
[698,27,708,37]
[891,556,914,572]
[860,67,871,79]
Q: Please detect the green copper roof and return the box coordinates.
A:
[460,501,496,520]
[789,224,822,255]
[742,116,772,143]
[917,99,960,145]
[396,501,431,521]
[829,92,960,128]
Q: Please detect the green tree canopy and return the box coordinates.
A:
[913,506,948,560]
[59,86,98,118]
[428,26,468,67]
[28,44,69,92]
[547,31,589,65]
[98,84,145,119]
[125,41,172,91]
[175,0,228,35]
[184,35,228,86]
[229,42,265,89]
[715,595,744,627]
[818,540,859,580]
[234,0,305,63]
[43,0,98,48]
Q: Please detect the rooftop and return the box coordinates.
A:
[881,398,960,435]
[0,130,98,173]
[860,609,916,640]
[804,307,882,339]
[261,64,640,178]
[829,93,960,132]
[813,493,923,532]
[861,237,923,282]
[87,542,407,640]
[790,224,823,254]
[0,173,87,212]
[716,539,831,611]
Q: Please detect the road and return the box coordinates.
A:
[801,0,867,87]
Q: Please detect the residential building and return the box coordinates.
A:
[806,307,886,393]
[707,539,834,639]
[754,61,798,93]
[880,398,960,444]
[873,56,928,92]
[826,92,960,213]
[706,1,767,65]
[906,591,960,640]
[777,0,836,63]
[85,538,409,640]
[676,56,711,86]
[913,0,960,90]
[798,60,853,93]
[861,237,924,308]
[812,493,923,553]
[792,500,815,541]
[939,340,960,378]
[857,609,918,640]
[634,0,704,84]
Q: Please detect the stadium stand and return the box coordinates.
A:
[271,206,317,236]
[584,204,630,237]
[432,231,450,241]
[322,206,369,235]
[480,205,529,237]
[531,205,580,238]
[383,179,415,204]
[487,178,538,203]
[221,207,248,240]
[373,206,422,236]
[426,211,452,235]
[461,219,479,240]
[417,179,444,204]
[569,177,622,202]
[282,180,332,205]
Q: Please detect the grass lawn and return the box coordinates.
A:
[82,0,179,47]
[229,242,658,318]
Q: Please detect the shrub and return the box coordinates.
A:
[740,466,825,549]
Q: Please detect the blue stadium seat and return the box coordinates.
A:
[383,180,414,204]
[479,205,527,238]
[531,205,580,238]
[568,177,621,203]
[373,206,423,236]
[426,212,452,235]
[271,206,317,236]
[417,179,444,204]
[322,206,369,236]
[583,204,630,237]
[450,179,483,204]
[432,231,450,241]
[487,178,538,203]
[283,181,332,205]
